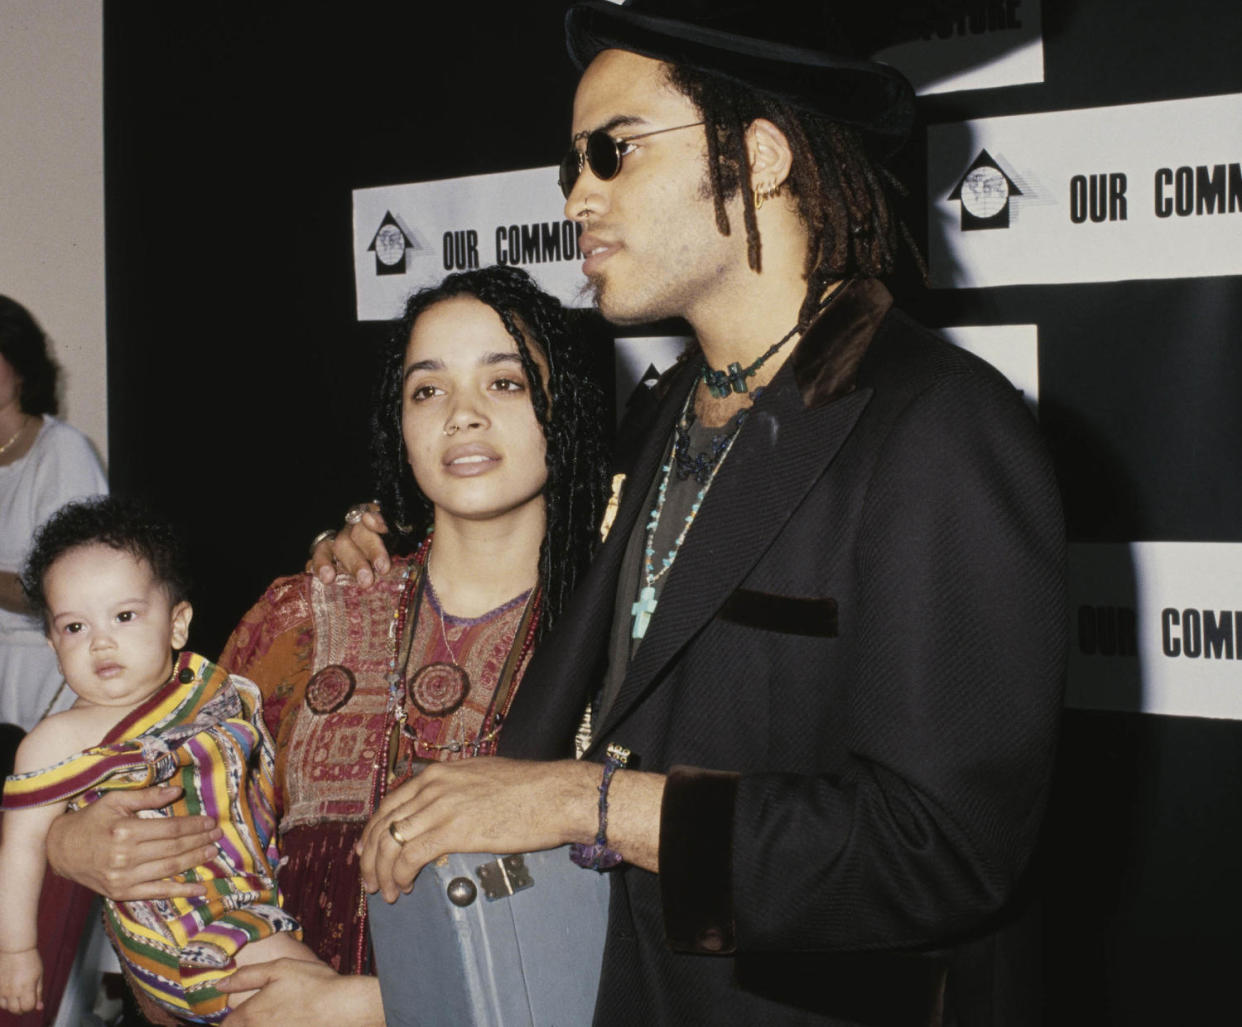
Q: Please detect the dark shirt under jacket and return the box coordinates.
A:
[503,278,1067,1026]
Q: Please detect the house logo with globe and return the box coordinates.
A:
[367,211,428,275]
[948,150,1023,230]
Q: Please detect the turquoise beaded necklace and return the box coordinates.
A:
[631,383,750,640]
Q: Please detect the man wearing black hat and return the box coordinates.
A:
[353,4,1067,1023]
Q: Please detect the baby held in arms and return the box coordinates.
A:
[0,497,313,1023]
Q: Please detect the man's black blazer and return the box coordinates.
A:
[503,279,1067,1025]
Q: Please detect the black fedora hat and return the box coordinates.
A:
[565,1,915,146]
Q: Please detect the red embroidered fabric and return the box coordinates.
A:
[220,559,535,973]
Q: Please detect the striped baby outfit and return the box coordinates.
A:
[2,652,301,1023]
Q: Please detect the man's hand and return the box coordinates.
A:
[0,948,42,1013]
[357,757,599,902]
[219,959,384,1026]
[45,786,220,901]
[306,505,391,587]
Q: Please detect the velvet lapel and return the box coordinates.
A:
[586,280,890,753]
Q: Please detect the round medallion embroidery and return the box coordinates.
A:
[305,665,356,715]
[408,662,470,717]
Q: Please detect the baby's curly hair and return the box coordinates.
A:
[22,496,192,625]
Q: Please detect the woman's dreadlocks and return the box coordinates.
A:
[371,265,610,638]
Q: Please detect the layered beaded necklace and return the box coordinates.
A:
[380,538,539,785]
[632,299,840,638]
[631,384,758,640]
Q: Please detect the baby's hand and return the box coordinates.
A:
[0,948,43,1013]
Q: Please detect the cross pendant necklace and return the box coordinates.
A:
[631,586,658,639]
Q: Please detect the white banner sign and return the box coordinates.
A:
[928,93,1242,288]
[353,167,587,320]
[877,0,1043,95]
[1067,542,1242,720]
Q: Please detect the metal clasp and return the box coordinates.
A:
[475,854,534,900]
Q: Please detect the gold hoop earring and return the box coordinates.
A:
[754,181,781,210]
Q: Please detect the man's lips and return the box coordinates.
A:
[443,442,500,477]
[579,232,618,276]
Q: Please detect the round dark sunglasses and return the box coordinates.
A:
[558,122,705,198]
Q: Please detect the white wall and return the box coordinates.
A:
[0,0,107,464]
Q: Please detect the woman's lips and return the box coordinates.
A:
[443,443,500,477]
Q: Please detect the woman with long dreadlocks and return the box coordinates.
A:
[202,264,610,1023]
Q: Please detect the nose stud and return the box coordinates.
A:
[443,423,459,436]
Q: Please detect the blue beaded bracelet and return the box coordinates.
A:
[570,743,631,871]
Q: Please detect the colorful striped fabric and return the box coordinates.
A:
[2,652,301,1024]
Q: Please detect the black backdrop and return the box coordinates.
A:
[104,2,1242,1022]
[103,3,585,650]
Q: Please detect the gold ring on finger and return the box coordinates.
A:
[388,821,409,846]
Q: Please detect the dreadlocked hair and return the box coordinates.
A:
[664,63,906,328]
[370,265,610,638]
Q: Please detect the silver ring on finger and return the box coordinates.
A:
[308,528,337,558]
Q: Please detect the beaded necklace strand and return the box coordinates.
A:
[701,321,802,398]
[631,385,752,640]
[699,291,834,399]
[671,387,761,485]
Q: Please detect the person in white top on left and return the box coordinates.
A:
[0,295,108,733]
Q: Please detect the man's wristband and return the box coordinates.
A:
[570,743,631,871]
